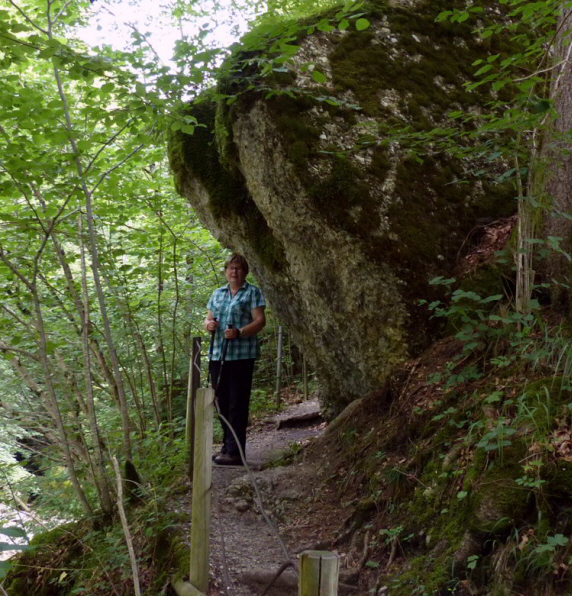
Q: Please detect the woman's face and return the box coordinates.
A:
[225,263,246,286]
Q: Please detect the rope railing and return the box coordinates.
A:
[173,336,339,596]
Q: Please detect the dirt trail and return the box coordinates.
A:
[178,399,324,596]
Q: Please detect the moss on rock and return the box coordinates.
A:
[169,99,287,273]
[169,0,521,414]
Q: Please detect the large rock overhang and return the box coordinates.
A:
[169,0,517,415]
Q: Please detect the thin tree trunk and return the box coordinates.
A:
[156,218,169,417]
[112,457,141,596]
[98,257,161,428]
[148,206,182,433]
[544,4,572,310]
[49,49,133,462]
[0,251,93,515]
[32,287,94,517]
[38,267,122,406]
[79,211,113,515]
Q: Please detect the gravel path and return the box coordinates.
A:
[185,399,324,596]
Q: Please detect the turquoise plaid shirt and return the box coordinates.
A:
[207,281,266,361]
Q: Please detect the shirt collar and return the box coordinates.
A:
[225,280,249,292]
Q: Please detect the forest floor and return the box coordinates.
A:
[168,394,328,596]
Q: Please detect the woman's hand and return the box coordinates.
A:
[206,319,219,332]
[224,328,240,339]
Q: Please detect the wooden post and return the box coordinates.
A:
[186,337,201,481]
[303,355,308,401]
[189,387,214,594]
[299,551,340,596]
[172,575,207,596]
[275,325,283,406]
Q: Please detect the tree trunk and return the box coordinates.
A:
[32,286,94,517]
[50,57,133,462]
[544,3,572,310]
[79,212,113,516]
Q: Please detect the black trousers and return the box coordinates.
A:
[209,359,255,456]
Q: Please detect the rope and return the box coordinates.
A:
[193,342,201,377]
[260,560,297,596]
[205,330,298,594]
[214,400,295,569]
[214,492,232,594]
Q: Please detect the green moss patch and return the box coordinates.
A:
[169,99,287,272]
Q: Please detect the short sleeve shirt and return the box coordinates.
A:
[207,281,266,361]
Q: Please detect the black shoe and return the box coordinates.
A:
[212,447,228,461]
[213,453,243,466]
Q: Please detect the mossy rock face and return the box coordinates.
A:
[3,522,87,596]
[169,0,517,415]
[4,515,188,596]
[469,446,530,535]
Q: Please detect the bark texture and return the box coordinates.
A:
[544,5,572,310]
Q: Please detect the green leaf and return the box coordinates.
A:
[532,99,551,113]
[481,294,503,303]
[0,527,27,539]
[365,561,380,568]
[0,560,11,580]
[550,534,568,547]
[338,19,350,31]
[474,64,493,76]
[312,70,327,84]
[0,543,32,552]
[457,491,468,500]
[355,18,370,31]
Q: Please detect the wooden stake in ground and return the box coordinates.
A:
[186,337,201,480]
[190,387,214,593]
[275,325,283,406]
[299,551,340,596]
[303,355,308,401]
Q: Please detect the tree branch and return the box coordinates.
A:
[0,340,39,361]
[112,456,142,596]
[84,120,134,176]
[7,0,48,34]
[1,305,35,333]
[90,144,145,195]
[52,0,74,25]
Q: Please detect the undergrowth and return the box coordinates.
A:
[304,269,572,595]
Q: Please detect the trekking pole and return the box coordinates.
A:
[206,317,217,388]
[215,324,233,390]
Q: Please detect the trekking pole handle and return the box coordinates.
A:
[221,324,233,362]
[208,317,218,361]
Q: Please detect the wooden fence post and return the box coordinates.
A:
[186,337,201,481]
[299,551,340,596]
[276,325,283,406]
[303,355,308,401]
[189,386,214,593]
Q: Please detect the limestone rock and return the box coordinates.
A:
[169,0,515,415]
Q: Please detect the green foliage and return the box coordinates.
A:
[0,0,230,524]
[2,0,572,593]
